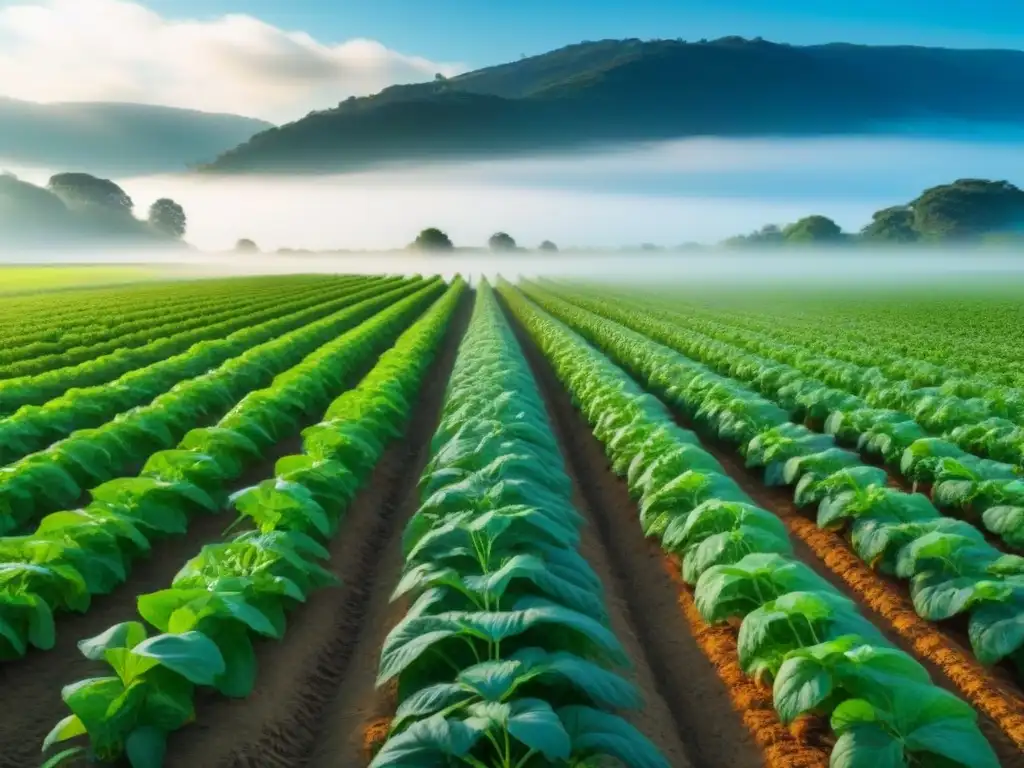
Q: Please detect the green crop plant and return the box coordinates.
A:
[0,280,446,665]
[537,282,1024,550]
[500,281,999,768]
[0,277,428,534]
[369,282,667,768]
[519,282,1024,675]
[39,279,465,766]
[0,275,371,416]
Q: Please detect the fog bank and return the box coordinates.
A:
[5,133,1024,252]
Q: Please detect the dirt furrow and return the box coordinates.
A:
[508,307,766,768]
[162,291,472,768]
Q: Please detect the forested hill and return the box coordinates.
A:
[0,99,271,175]
[205,37,1024,174]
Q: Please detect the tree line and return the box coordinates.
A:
[0,172,187,248]
[410,228,558,252]
[722,179,1024,247]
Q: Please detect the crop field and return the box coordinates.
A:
[2,273,1023,768]
[0,266,168,295]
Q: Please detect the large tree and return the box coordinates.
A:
[412,227,454,251]
[47,173,133,215]
[235,238,259,253]
[488,231,517,251]
[722,223,784,247]
[148,198,186,239]
[909,179,1024,241]
[782,215,845,243]
[860,206,918,243]
[538,240,558,252]
[0,173,72,240]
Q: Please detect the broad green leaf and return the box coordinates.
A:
[904,719,1000,768]
[968,596,1024,664]
[131,631,226,685]
[773,655,833,723]
[505,698,571,760]
[368,714,482,767]
[557,705,669,768]
[78,621,148,660]
[125,726,167,768]
[830,724,903,768]
[392,684,472,730]
[41,715,86,751]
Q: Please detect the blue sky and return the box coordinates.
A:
[144,0,1024,64]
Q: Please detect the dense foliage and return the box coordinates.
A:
[0,173,187,248]
[411,227,454,251]
[39,279,463,766]
[501,282,997,768]
[521,284,1024,681]
[0,278,429,534]
[370,282,667,767]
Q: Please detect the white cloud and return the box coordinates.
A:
[0,0,465,123]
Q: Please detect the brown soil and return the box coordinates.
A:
[509,307,766,768]
[681,419,1024,766]
[160,290,473,768]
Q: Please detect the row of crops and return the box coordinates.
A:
[521,281,1024,673]
[1,273,1018,768]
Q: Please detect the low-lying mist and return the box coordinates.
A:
[6,133,1024,254]
[9,247,1024,291]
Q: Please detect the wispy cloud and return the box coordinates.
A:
[0,0,465,122]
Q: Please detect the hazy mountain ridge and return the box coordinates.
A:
[204,37,1024,174]
[0,99,272,175]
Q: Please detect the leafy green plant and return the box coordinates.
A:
[503,280,1000,768]
[373,282,667,768]
[41,279,466,765]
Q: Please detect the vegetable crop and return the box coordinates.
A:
[541,283,1024,550]
[500,281,1000,768]
[369,281,668,768]
[0,277,427,534]
[521,282,1024,679]
[40,278,465,766]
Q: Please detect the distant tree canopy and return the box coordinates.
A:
[0,173,69,227]
[235,238,259,253]
[782,215,844,244]
[0,171,185,249]
[909,179,1024,241]
[47,173,134,216]
[538,240,558,252]
[722,223,785,248]
[861,206,918,243]
[412,227,454,251]
[723,217,845,247]
[148,198,186,239]
[488,231,517,251]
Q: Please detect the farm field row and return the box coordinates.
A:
[0,273,1017,768]
[0,266,166,296]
